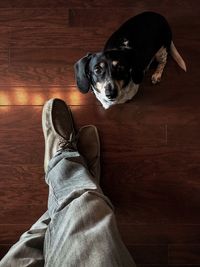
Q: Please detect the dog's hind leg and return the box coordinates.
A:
[151,46,168,84]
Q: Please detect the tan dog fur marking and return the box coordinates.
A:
[152,46,168,84]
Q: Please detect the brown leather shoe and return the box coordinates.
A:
[77,125,101,182]
[42,99,100,181]
[42,98,76,173]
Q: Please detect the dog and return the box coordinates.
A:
[74,11,186,109]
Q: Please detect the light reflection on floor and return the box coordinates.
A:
[0,87,83,110]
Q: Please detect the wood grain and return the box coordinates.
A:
[118,224,200,245]
[0,0,198,9]
[169,245,200,264]
[0,27,10,48]
[0,1,200,265]
[0,8,69,28]
[69,5,199,28]
[128,245,168,264]
[10,27,108,49]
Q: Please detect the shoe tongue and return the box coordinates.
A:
[53,104,74,139]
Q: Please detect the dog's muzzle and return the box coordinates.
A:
[105,83,118,100]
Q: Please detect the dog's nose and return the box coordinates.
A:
[105,84,118,100]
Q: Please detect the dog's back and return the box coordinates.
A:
[104,12,172,69]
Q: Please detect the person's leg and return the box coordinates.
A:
[42,99,136,267]
[0,99,102,267]
[0,126,101,267]
[44,152,135,267]
[0,98,136,267]
[0,212,49,267]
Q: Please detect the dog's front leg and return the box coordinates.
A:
[152,46,168,84]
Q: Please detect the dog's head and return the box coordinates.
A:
[74,50,143,108]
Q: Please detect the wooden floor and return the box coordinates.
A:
[0,0,199,266]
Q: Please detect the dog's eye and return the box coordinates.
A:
[94,66,103,75]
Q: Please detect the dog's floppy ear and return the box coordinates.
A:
[74,53,92,93]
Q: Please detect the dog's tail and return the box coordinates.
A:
[170,41,187,71]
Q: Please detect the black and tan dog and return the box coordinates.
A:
[74,12,186,109]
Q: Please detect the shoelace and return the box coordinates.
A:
[58,132,77,151]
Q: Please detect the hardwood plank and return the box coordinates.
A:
[69,6,199,28]
[10,48,86,64]
[10,27,108,49]
[167,124,200,146]
[0,205,46,225]
[0,172,48,207]
[0,165,47,225]
[0,87,98,106]
[0,0,153,8]
[102,148,200,224]
[118,224,200,245]
[0,0,198,9]
[0,0,72,8]
[110,172,200,224]
[0,107,44,165]
[128,245,167,264]
[170,18,200,41]
[0,8,69,28]
[0,50,8,65]
[69,8,140,28]
[73,102,200,127]
[0,0,83,8]
[0,64,73,86]
[0,224,30,244]
[169,266,200,267]
[0,165,45,185]
[137,265,200,267]
[9,26,198,51]
[0,27,10,48]
[169,245,200,264]
[1,48,91,87]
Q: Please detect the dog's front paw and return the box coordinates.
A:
[151,72,161,84]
